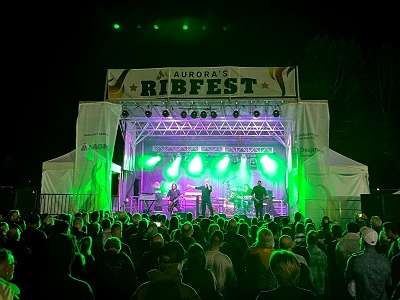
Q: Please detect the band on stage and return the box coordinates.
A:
[148,179,275,218]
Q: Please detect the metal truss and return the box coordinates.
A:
[123,118,291,146]
[151,145,274,154]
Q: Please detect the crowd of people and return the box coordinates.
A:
[0,208,399,300]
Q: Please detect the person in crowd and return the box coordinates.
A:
[370,215,383,235]
[90,236,138,300]
[335,220,361,291]
[383,221,399,260]
[31,233,95,300]
[389,238,400,298]
[238,221,252,246]
[243,227,276,299]
[345,228,391,300]
[92,218,113,258]
[293,222,310,265]
[179,221,196,252]
[40,214,54,236]
[191,223,207,247]
[128,219,150,271]
[267,220,280,249]
[4,225,31,296]
[166,183,183,215]
[326,223,343,299]
[278,234,315,293]
[188,178,214,217]
[131,241,200,300]
[377,229,392,257]
[19,213,47,256]
[205,230,236,300]
[256,249,318,300]
[306,229,327,300]
[291,212,303,229]
[251,180,267,220]
[168,215,181,236]
[71,216,89,242]
[111,220,132,257]
[77,236,95,276]
[319,215,333,245]
[6,211,20,229]
[137,233,165,284]
[0,248,20,300]
[182,243,222,300]
[223,218,247,291]
[0,222,9,248]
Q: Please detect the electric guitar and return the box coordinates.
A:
[168,188,190,213]
[253,196,268,205]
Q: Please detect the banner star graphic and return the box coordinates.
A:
[130,83,138,91]
[261,82,269,89]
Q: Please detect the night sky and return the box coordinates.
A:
[2,1,398,189]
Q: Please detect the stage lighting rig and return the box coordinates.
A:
[162,110,170,117]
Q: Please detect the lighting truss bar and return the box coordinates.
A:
[125,119,289,146]
[151,146,274,154]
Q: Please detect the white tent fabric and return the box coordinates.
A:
[293,147,370,227]
[41,149,121,194]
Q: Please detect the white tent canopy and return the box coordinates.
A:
[291,147,370,227]
[41,149,121,194]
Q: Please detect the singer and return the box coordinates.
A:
[187,178,214,217]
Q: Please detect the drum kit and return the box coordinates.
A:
[226,183,253,215]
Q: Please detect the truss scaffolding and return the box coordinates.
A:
[151,145,274,154]
[121,118,292,147]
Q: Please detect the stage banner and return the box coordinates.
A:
[285,100,330,220]
[293,100,330,165]
[74,102,122,213]
[107,66,298,99]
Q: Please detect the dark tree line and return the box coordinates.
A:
[299,35,400,189]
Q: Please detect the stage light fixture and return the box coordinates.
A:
[145,110,152,117]
[162,110,170,117]
[121,110,129,118]
[233,110,239,118]
[272,109,280,117]
[253,110,260,118]
[190,111,198,119]
[210,111,217,119]
[180,111,187,118]
[200,111,207,118]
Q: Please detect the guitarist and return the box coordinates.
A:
[166,183,182,215]
[251,180,267,220]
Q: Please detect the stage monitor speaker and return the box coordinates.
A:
[361,193,400,222]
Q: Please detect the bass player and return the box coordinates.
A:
[166,183,183,215]
[251,180,268,220]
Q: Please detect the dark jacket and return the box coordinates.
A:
[131,267,200,300]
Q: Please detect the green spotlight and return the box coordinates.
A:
[183,25,189,30]
[188,154,203,174]
[113,24,120,29]
[139,155,161,170]
[216,155,230,171]
[153,24,159,30]
[260,154,278,173]
[165,157,181,179]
